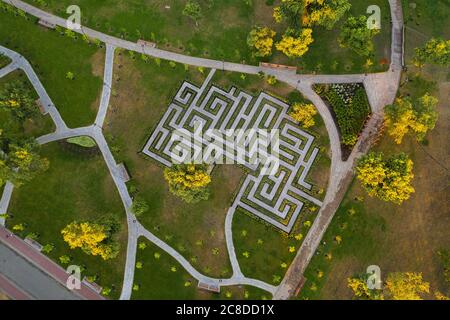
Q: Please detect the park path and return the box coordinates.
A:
[94,44,116,128]
[0,0,404,300]
[273,0,404,299]
[0,45,68,132]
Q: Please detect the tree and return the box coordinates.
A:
[305,0,351,30]
[356,152,415,204]
[338,15,380,57]
[59,255,71,264]
[0,81,37,120]
[131,196,149,217]
[413,38,450,67]
[0,138,49,188]
[347,275,384,300]
[289,103,317,128]
[41,243,54,254]
[164,164,211,203]
[385,272,430,300]
[348,272,430,300]
[66,71,75,80]
[61,221,119,260]
[183,1,202,26]
[276,28,314,58]
[384,94,438,144]
[247,27,276,57]
[274,0,350,30]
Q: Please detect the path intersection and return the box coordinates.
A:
[0,0,403,300]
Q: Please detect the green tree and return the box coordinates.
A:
[274,0,350,30]
[413,38,450,68]
[0,138,49,188]
[131,196,149,217]
[183,1,202,26]
[66,71,75,80]
[0,81,37,120]
[338,15,380,57]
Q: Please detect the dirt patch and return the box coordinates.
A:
[90,49,105,78]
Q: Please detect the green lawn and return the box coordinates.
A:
[66,136,97,148]
[105,51,330,286]
[0,53,11,68]
[132,238,271,300]
[298,19,450,298]
[5,143,127,299]
[22,0,391,74]
[0,8,104,128]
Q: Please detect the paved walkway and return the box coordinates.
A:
[0,0,404,300]
[0,182,14,226]
[0,45,68,132]
[273,0,404,299]
[95,44,116,128]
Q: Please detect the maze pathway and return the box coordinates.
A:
[143,70,323,233]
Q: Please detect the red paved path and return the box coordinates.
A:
[0,226,105,300]
[0,274,32,300]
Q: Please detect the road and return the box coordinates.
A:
[0,226,105,300]
[0,242,80,300]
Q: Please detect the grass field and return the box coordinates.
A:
[297,1,450,297]
[22,0,391,74]
[5,143,127,299]
[0,53,11,68]
[132,238,272,300]
[104,50,331,287]
[0,8,104,128]
[105,53,235,278]
[299,92,449,299]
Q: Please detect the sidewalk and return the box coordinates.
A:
[0,274,32,300]
[0,226,105,300]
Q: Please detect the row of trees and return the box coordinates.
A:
[247,0,379,60]
[354,94,438,203]
[348,272,434,300]
[0,81,49,188]
[355,36,445,204]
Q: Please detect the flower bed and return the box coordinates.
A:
[315,83,371,160]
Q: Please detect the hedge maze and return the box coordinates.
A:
[143,69,323,233]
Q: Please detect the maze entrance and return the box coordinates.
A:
[143,70,323,233]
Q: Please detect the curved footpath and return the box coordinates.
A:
[0,0,404,300]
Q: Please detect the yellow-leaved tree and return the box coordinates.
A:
[274,0,350,30]
[356,152,415,204]
[276,28,314,58]
[385,272,430,300]
[164,164,211,203]
[247,27,276,57]
[348,272,430,300]
[289,103,317,128]
[384,94,438,144]
[61,221,118,260]
[347,277,384,300]
[413,38,450,68]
